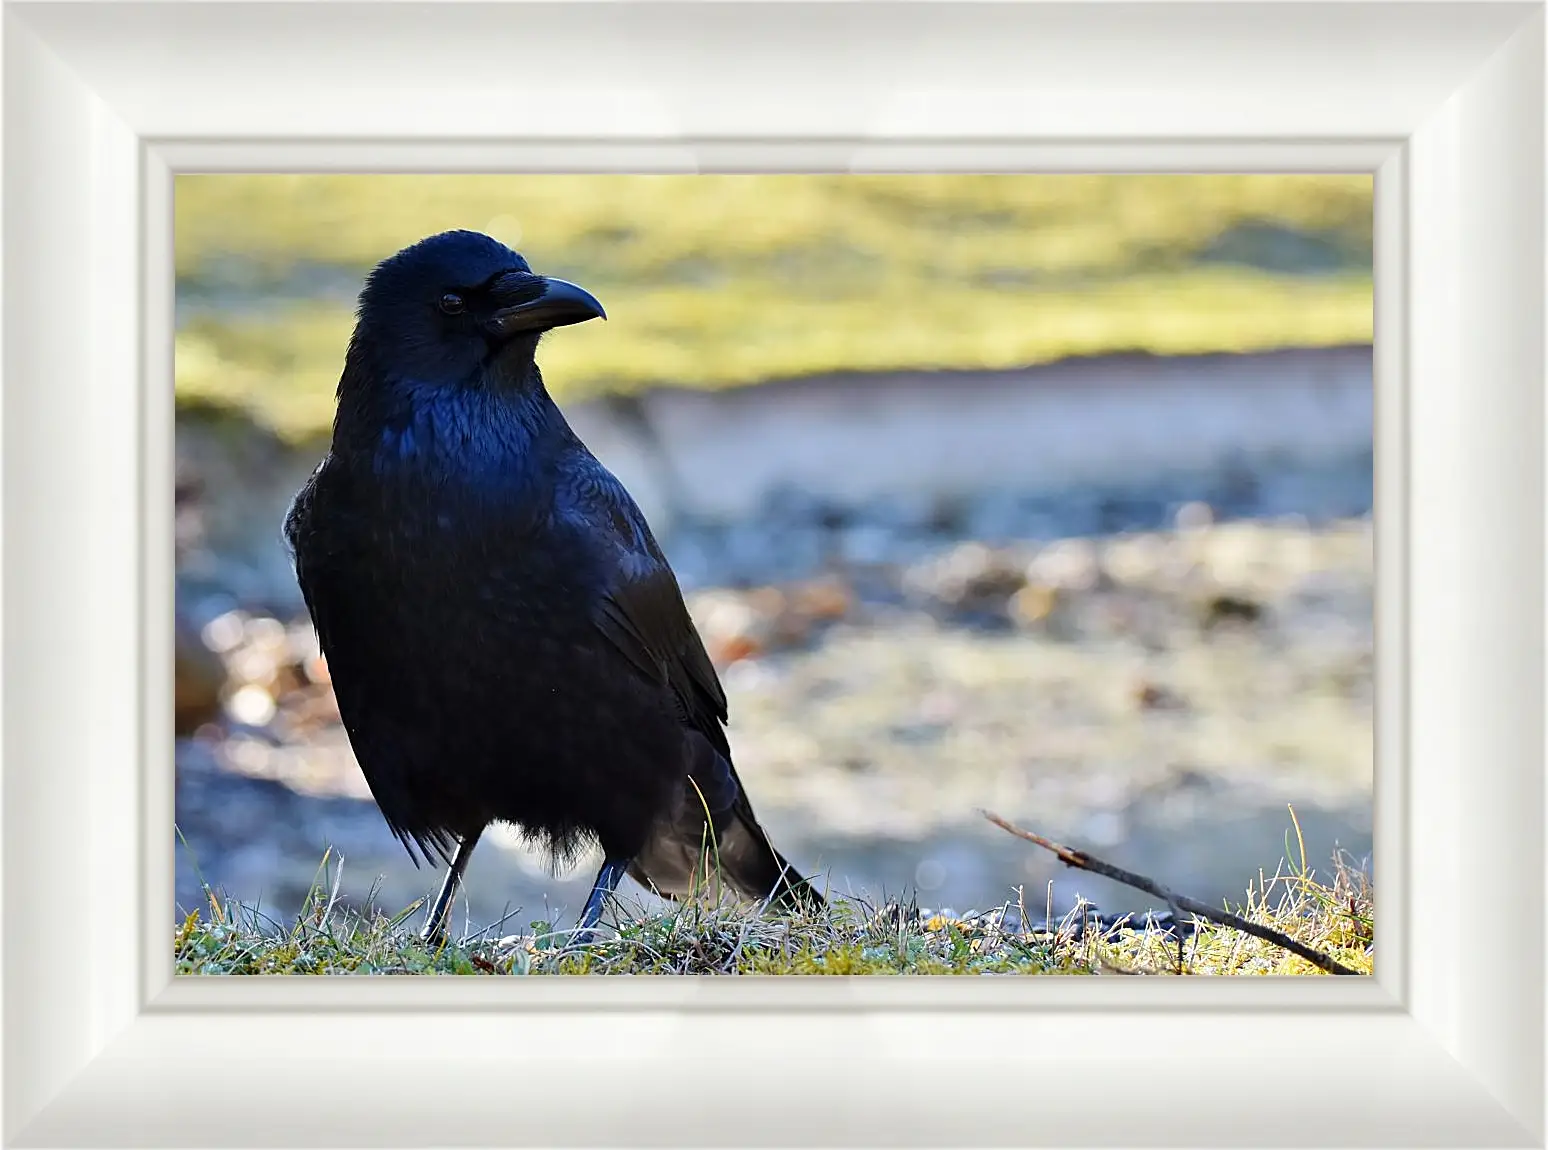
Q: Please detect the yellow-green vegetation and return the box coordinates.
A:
[174,840,1373,976]
[175,175,1373,441]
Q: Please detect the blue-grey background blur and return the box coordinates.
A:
[174,175,1373,933]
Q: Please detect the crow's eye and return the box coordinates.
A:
[439,293,466,315]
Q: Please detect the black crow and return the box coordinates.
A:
[284,230,823,945]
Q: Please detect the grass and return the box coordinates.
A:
[175,831,1374,976]
[174,175,1374,442]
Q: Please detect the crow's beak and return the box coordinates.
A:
[486,271,606,336]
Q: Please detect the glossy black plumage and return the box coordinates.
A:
[283,230,821,938]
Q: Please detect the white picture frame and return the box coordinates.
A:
[2,1,1542,1145]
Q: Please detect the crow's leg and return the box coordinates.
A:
[420,828,483,947]
[573,857,630,944]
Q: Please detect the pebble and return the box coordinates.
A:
[176,609,228,735]
[226,684,278,727]
[202,610,248,654]
[1175,500,1215,533]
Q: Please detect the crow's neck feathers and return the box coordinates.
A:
[333,335,572,487]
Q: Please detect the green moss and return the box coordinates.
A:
[174,174,1372,441]
[176,174,1373,285]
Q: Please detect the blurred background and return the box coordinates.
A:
[174,174,1373,935]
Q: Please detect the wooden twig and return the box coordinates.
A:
[979,809,1360,977]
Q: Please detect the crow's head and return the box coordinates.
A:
[352,229,605,383]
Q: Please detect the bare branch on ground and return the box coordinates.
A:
[979,809,1360,977]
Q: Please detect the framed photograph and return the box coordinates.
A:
[3,1,1541,1145]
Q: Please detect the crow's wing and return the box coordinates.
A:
[283,459,339,655]
[283,456,456,866]
[582,473,731,761]
[572,461,824,909]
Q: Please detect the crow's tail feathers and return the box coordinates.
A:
[632,736,825,915]
[630,802,825,917]
[716,807,827,915]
